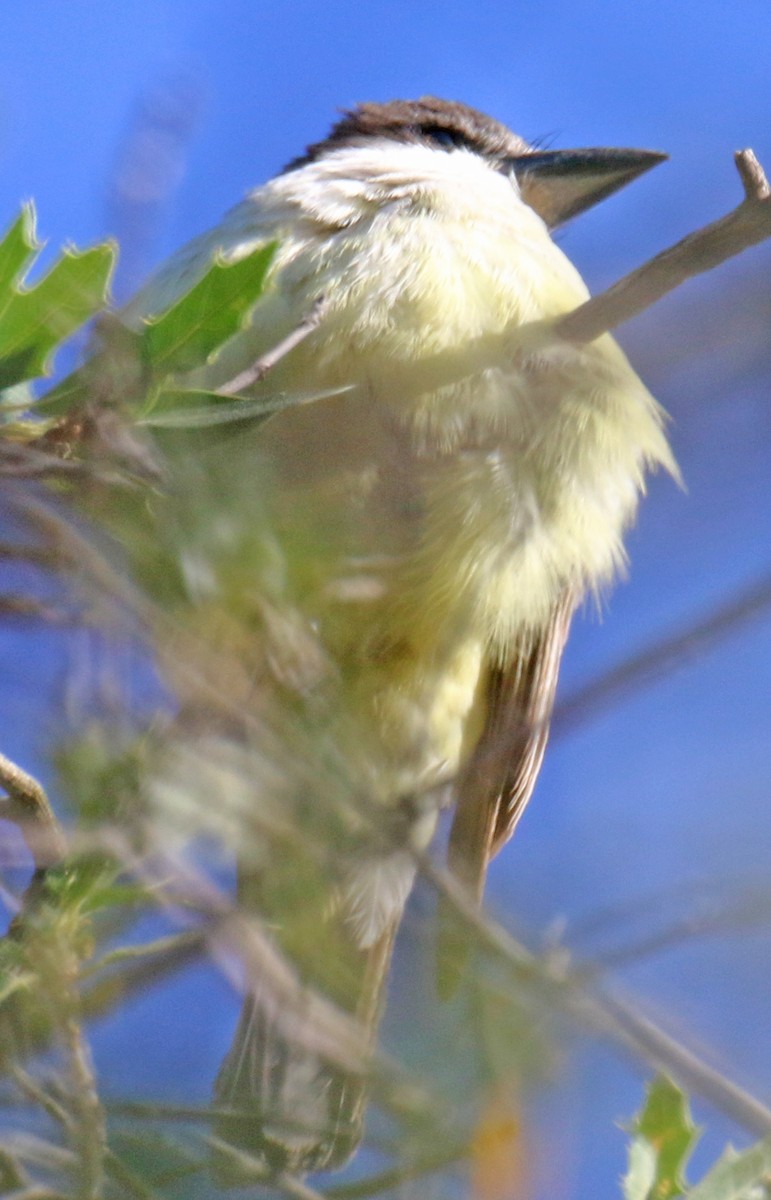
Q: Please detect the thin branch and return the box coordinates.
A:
[597,990,771,1139]
[0,443,129,486]
[0,1184,52,1200]
[0,544,60,567]
[553,571,771,736]
[588,892,771,973]
[0,597,73,625]
[10,1068,72,1131]
[734,149,771,201]
[324,1142,468,1200]
[107,837,376,1080]
[102,1099,216,1123]
[273,1172,328,1200]
[217,295,328,395]
[557,149,771,343]
[420,855,771,1139]
[0,752,66,874]
[206,1138,330,1199]
[57,1002,105,1200]
[80,931,209,1020]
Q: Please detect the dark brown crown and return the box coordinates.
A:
[283,96,531,172]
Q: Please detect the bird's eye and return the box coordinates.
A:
[419,125,466,150]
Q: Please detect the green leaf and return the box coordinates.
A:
[689,1139,771,1200]
[140,383,354,428]
[38,241,278,419]
[623,1077,701,1200]
[624,1137,660,1200]
[0,204,115,389]
[0,205,40,293]
[141,240,277,376]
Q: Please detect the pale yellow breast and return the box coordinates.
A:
[239,147,674,793]
[135,143,674,799]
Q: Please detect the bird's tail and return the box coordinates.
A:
[212,923,396,1179]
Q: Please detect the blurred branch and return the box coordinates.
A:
[0,752,66,876]
[589,890,771,972]
[80,931,209,1021]
[270,1171,327,1200]
[218,295,328,394]
[9,491,271,727]
[420,855,771,1139]
[0,597,72,624]
[7,921,106,1196]
[0,543,59,567]
[205,1138,328,1200]
[554,571,771,736]
[113,841,376,1080]
[324,1143,467,1200]
[57,994,105,1200]
[557,149,771,342]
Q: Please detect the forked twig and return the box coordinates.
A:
[557,149,771,343]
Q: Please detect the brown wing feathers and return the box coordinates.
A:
[447,590,575,901]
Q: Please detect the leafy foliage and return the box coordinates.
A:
[140,242,276,376]
[689,1139,771,1200]
[624,1077,700,1200]
[0,204,115,392]
[37,237,277,420]
[624,1079,771,1200]
[0,200,769,1200]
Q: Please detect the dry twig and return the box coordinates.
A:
[0,752,66,876]
[557,149,771,342]
[217,294,328,395]
[420,855,771,1139]
[554,571,771,736]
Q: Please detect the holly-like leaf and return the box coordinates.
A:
[38,241,278,420]
[141,240,277,377]
[0,205,40,294]
[0,203,115,389]
[624,1137,660,1200]
[623,1077,701,1200]
[688,1139,771,1200]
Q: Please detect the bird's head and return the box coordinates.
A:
[285,96,666,227]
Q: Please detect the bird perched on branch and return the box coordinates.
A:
[128,96,675,1175]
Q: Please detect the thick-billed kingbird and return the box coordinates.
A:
[128,96,675,1175]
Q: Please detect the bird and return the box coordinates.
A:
[126,96,676,1176]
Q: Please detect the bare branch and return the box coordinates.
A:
[217,295,328,395]
[592,891,771,972]
[108,838,376,1080]
[80,931,209,1020]
[596,989,771,1138]
[554,572,771,735]
[0,597,73,625]
[58,999,105,1200]
[735,148,771,201]
[557,149,771,343]
[0,752,66,873]
[272,1171,328,1200]
[421,855,771,1139]
[0,543,60,568]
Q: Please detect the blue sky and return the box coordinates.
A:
[2,4,771,1197]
